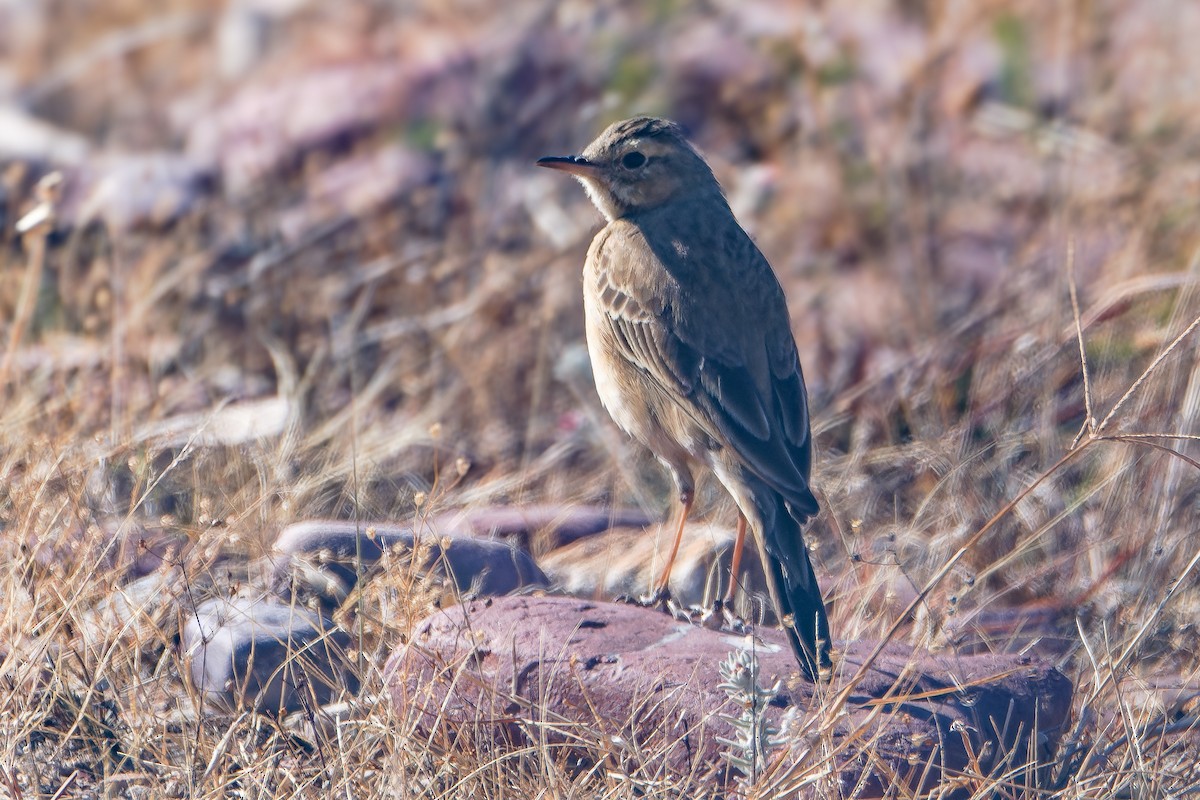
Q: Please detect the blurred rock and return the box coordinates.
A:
[215,0,312,80]
[539,521,774,622]
[12,517,190,585]
[82,548,277,660]
[1112,0,1200,132]
[275,144,434,241]
[101,519,191,578]
[69,152,212,231]
[184,62,414,194]
[434,503,653,549]
[81,568,183,648]
[272,518,548,611]
[387,596,1073,795]
[133,395,292,448]
[1120,676,1200,721]
[0,106,90,164]
[1,150,211,233]
[943,600,1077,656]
[10,333,106,374]
[182,595,358,714]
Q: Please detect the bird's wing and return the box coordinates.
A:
[590,219,817,518]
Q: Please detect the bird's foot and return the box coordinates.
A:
[656,599,742,630]
[615,586,672,611]
[708,598,752,635]
[694,601,725,630]
[664,595,695,623]
[615,592,753,633]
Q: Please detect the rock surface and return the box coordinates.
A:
[386,596,1073,797]
[183,596,358,714]
[435,504,654,549]
[538,521,774,621]
[272,519,548,610]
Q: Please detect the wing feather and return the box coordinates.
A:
[590,218,817,519]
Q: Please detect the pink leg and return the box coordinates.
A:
[722,515,748,606]
[653,492,693,594]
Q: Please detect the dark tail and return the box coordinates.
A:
[754,486,831,682]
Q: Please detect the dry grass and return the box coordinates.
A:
[1,0,1199,796]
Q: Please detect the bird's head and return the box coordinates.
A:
[537,116,721,221]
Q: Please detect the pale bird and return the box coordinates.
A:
[537,117,832,680]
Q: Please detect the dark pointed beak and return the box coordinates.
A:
[536,155,600,178]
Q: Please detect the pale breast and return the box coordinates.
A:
[582,278,641,437]
[581,225,701,479]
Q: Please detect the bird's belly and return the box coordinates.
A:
[582,293,704,475]
[583,301,642,437]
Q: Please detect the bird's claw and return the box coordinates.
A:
[649,599,748,631]
[645,587,671,608]
[695,601,724,630]
[616,591,752,635]
[665,595,701,623]
[616,587,672,610]
[708,598,752,634]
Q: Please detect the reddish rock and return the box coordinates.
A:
[944,600,1079,656]
[386,596,1072,797]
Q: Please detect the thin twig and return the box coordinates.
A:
[1100,436,1200,473]
[1104,432,1200,442]
[1096,313,1200,434]
[1,173,62,389]
[1068,238,1096,447]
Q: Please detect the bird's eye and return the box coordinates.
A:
[621,151,647,169]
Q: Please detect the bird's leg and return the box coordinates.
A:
[722,514,748,607]
[646,489,692,605]
[704,514,751,632]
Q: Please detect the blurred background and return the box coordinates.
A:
[1,0,1199,648]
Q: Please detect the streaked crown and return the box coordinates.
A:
[537,116,723,220]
